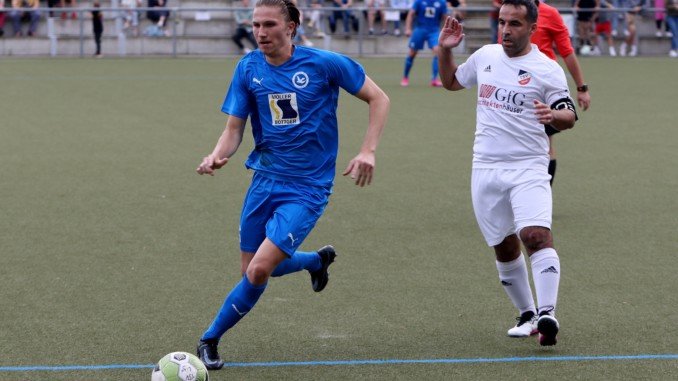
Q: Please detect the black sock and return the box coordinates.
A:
[548,159,557,186]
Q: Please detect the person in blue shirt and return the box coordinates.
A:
[401,0,448,87]
[195,0,390,370]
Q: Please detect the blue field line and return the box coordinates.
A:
[1,354,677,372]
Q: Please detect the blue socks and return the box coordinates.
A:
[201,276,267,342]
[404,56,439,80]
[404,56,414,78]
[201,251,322,342]
[271,251,321,277]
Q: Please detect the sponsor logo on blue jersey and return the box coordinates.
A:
[268,93,300,125]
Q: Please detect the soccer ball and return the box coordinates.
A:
[579,45,592,56]
[151,352,209,381]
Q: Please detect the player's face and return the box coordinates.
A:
[253,6,295,58]
[498,4,536,57]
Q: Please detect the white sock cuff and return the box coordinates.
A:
[496,253,526,272]
[530,248,558,265]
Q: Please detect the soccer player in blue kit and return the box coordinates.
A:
[194,0,390,369]
[401,0,448,87]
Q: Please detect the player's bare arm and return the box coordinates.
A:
[562,53,591,111]
[437,16,465,91]
[196,116,246,176]
[533,100,576,131]
[342,75,390,187]
[404,9,415,36]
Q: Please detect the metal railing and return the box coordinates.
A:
[2,5,671,57]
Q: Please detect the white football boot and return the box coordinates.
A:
[507,311,538,338]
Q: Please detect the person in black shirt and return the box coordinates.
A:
[92,1,103,57]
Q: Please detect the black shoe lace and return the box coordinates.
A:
[516,311,535,326]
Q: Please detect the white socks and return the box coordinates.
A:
[496,254,536,314]
[530,248,560,315]
[497,248,561,316]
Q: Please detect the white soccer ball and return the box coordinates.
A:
[579,45,591,56]
[151,352,209,381]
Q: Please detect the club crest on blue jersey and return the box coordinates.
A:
[268,93,300,125]
[292,71,310,89]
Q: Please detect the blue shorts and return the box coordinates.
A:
[409,28,439,50]
[239,172,331,256]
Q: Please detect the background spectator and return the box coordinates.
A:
[291,0,314,46]
[0,1,5,37]
[592,0,617,55]
[667,0,678,56]
[618,0,645,56]
[306,0,326,36]
[389,0,413,37]
[654,0,671,36]
[121,0,141,36]
[610,0,626,36]
[92,0,103,57]
[329,0,358,37]
[231,0,257,53]
[147,0,169,28]
[367,0,388,35]
[9,0,41,37]
[48,0,78,20]
[47,0,60,18]
[62,0,78,20]
[574,0,599,53]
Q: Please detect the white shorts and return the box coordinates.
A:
[471,168,552,247]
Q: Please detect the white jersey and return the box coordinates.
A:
[455,44,572,170]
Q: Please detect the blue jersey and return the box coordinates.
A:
[411,0,447,31]
[222,46,366,187]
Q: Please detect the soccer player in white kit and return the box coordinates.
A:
[436,0,577,346]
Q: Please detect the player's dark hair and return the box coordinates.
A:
[502,0,539,23]
[255,0,301,37]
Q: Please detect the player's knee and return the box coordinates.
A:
[245,263,271,285]
[519,227,552,251]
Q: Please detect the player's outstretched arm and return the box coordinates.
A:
[438,16,465,91]
[196,115,246,176]
[342,75,390,187]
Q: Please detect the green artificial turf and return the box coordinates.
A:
[0,56,676,380]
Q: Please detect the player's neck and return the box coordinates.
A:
[506,43,533,58]
[265,44,295,66]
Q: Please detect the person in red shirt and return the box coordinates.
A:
[500,0,591,185]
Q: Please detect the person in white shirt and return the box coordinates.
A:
[437,0,577,347]
[121,0,141,36]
